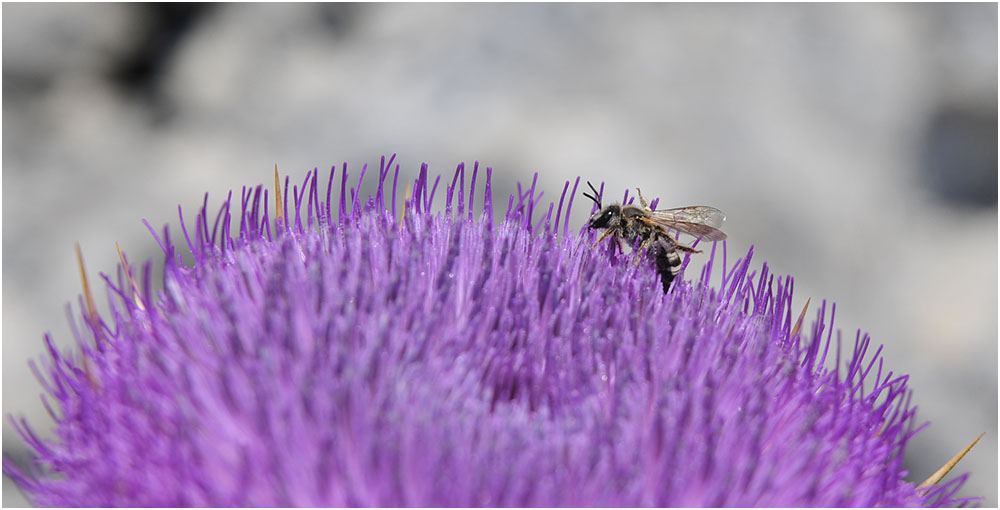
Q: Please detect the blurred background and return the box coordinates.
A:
[3,3,996,506]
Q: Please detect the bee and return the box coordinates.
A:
[582,181,727,292]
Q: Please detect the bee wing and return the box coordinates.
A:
[651,206,726,227]
[645,206,727,241]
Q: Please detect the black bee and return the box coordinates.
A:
[582,181,727,292]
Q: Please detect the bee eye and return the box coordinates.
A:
[589,209,614,228]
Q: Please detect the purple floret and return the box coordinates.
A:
[4,156,973,506]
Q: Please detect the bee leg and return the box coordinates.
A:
[663,233,701,254]
[636,188,651,210]
[592,229,614,249]
[633,238,652,266]
[632,241,649,267]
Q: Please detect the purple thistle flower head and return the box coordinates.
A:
[4,156,977,506]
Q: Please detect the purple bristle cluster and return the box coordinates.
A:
[4,156,974,506]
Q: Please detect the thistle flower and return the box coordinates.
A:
[4,157,977,506]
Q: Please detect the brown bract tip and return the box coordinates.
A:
[274,164,283,221]
[790,297,811,338]
[400,182,413,230]
[74,242,102,347]
[116,242,145,311]
[917,432,985,489]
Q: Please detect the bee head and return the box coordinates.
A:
[588,205,620,229]
[582,180,615,230]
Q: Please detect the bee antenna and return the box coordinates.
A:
[582,191,601,208]
[583,181,603,208]
[586,181,602,199]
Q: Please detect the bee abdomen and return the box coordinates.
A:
[653,246,682,293]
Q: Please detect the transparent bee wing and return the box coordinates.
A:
[650,206,726,227]
[660,222,728,241]
[645,206,727,241]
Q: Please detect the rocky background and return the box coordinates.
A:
[3,4,996,506]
